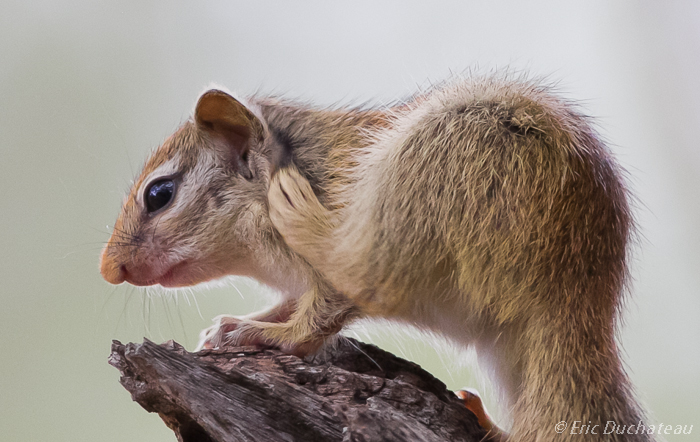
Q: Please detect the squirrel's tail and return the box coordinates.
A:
[501,301,653,441]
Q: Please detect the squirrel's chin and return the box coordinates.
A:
[120,260,194,287]
[155,261,200,288]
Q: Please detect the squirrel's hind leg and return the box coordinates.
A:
[456,389,507,442]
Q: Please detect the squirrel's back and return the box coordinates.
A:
[332,77,630,316]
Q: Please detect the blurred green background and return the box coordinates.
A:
[1,1,698,441]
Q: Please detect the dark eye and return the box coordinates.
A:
[145,179,175,213]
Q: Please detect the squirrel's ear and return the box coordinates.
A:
[194,89,263,179]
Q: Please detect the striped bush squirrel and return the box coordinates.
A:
[100,75,654,441]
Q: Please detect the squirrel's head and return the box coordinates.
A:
[100,89,273,287]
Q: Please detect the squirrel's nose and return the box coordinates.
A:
[99,247,127,285]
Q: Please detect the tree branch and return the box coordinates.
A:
[109,337,487,442]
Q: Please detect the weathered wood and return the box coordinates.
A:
[109,337,487,442]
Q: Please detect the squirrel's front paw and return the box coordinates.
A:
[268,167,332,261]
[195,315,269,351]
[196,315,324,358]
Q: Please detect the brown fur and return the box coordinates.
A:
[101,75,654,441]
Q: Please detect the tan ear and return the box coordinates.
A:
[194,89,263,179]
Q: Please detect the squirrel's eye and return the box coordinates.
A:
[145,179,175,213]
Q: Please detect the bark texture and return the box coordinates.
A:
[109,337,488,442]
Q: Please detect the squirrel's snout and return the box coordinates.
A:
[99,246,126,285]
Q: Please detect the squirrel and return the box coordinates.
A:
[100,75,655,441]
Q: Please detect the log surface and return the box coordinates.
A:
[109,337,487,442]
